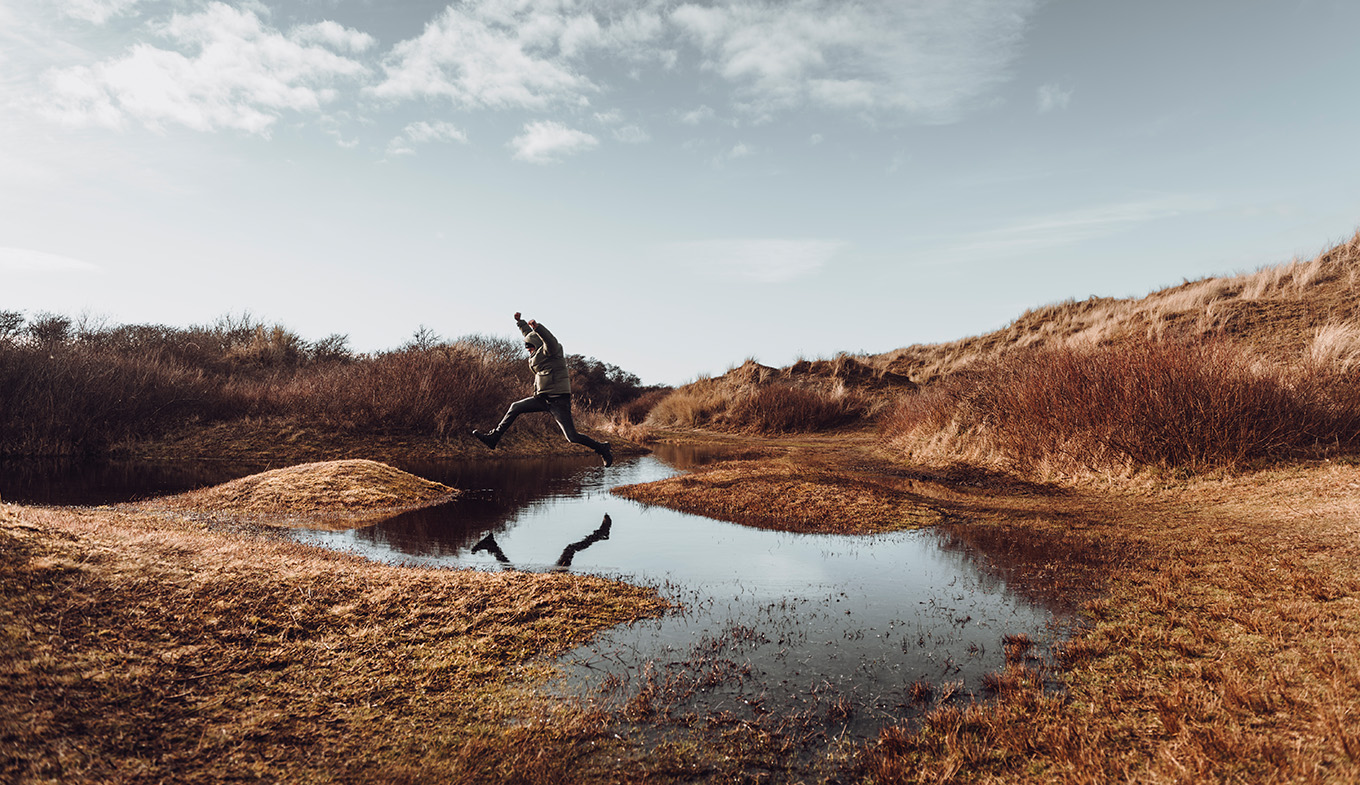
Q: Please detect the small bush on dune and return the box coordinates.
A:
[645,378,867,434]
[725,383,867,434]
[882,339,1360,475]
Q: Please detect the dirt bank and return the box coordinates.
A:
[115,415,647,466]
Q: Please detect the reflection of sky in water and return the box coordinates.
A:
[289,449,1075,744]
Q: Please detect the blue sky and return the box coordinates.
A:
[3,0,1358,384]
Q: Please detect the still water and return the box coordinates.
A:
[3,447,1076,745]
[288,446,1075,743]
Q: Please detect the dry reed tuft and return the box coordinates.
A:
[645,360,879,435]
[881,337,1360,476]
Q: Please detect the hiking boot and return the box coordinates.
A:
[599,442,613,467]
[472,429,499,449]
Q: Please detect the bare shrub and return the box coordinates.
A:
[724,383,867,434]
[0,315,645,457]
[883,339,1360,474]
[267,343,525,438]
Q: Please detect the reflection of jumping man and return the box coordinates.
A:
[470,514,613,571]
[473,312,612,467]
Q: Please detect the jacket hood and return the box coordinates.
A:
[524,333,545,350]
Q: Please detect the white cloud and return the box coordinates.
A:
[612,124,650,143]
[938,196,1217,261]
[60,0,145,25]
[666,238,845,282]
[670,0,1037,121]
[1037,81,1072,112]
[368,0,668,110]
[292,20,377,54]
[509,120,598,163]
[27,0,1041,145]
[0,247,102,273]
[680,104,716,125]
[405,119,468,144]
[39,2,372,135]
[728,141,753,159]
[386,119,469,156]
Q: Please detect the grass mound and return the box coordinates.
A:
[141,459,459,528]
[613,458,943,534]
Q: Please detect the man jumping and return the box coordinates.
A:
[472,312,613,467]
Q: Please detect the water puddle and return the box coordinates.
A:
[284,446,1079,745]
[4,448,1081,748]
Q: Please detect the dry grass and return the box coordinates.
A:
[136,459,460,529]
[611,431,1360,783]
[613,456,943,534]
[645,358,894,435]
[0,501,669,784]
[0,315,651,461]
[853,460,1360,784]
[874,230,1360,385]
[881,339,1360,477]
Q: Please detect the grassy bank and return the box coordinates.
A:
[0,502,669,784]
[855,460,1360,783]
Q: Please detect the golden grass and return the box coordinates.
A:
[613,456,942,534]
[136,459,459,529]
[598,429,1360,783]
[645,358,904,435]
[875,230,1360,385]
[0,501,669,784]
[855,462,1360,783]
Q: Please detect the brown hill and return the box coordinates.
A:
[646,230,1360,434]
[136,459,459,529]
[875,230,1360,384]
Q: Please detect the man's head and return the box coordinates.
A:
[524,333,544,354]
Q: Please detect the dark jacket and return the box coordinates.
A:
[518,318,571,396]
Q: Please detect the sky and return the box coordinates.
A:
[3,0,1359,385]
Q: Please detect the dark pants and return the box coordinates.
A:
[492,394,606,452]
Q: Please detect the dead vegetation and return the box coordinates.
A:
[614,455,943,534]
[851,460,1360,784]
[875,230,1360,385]
[0,501,669,784]
[134,459,460,529]
[645,355,910,434]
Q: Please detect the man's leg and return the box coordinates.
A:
[545,395,612,465]
[474,396,549,448]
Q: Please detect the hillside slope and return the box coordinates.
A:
[646,230,1360,439]
[876,230,1360,384]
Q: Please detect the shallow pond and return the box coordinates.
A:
[3,447,1079,747]
[288,446,1078,745]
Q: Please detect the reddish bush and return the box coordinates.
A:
[883,339,1360,473]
